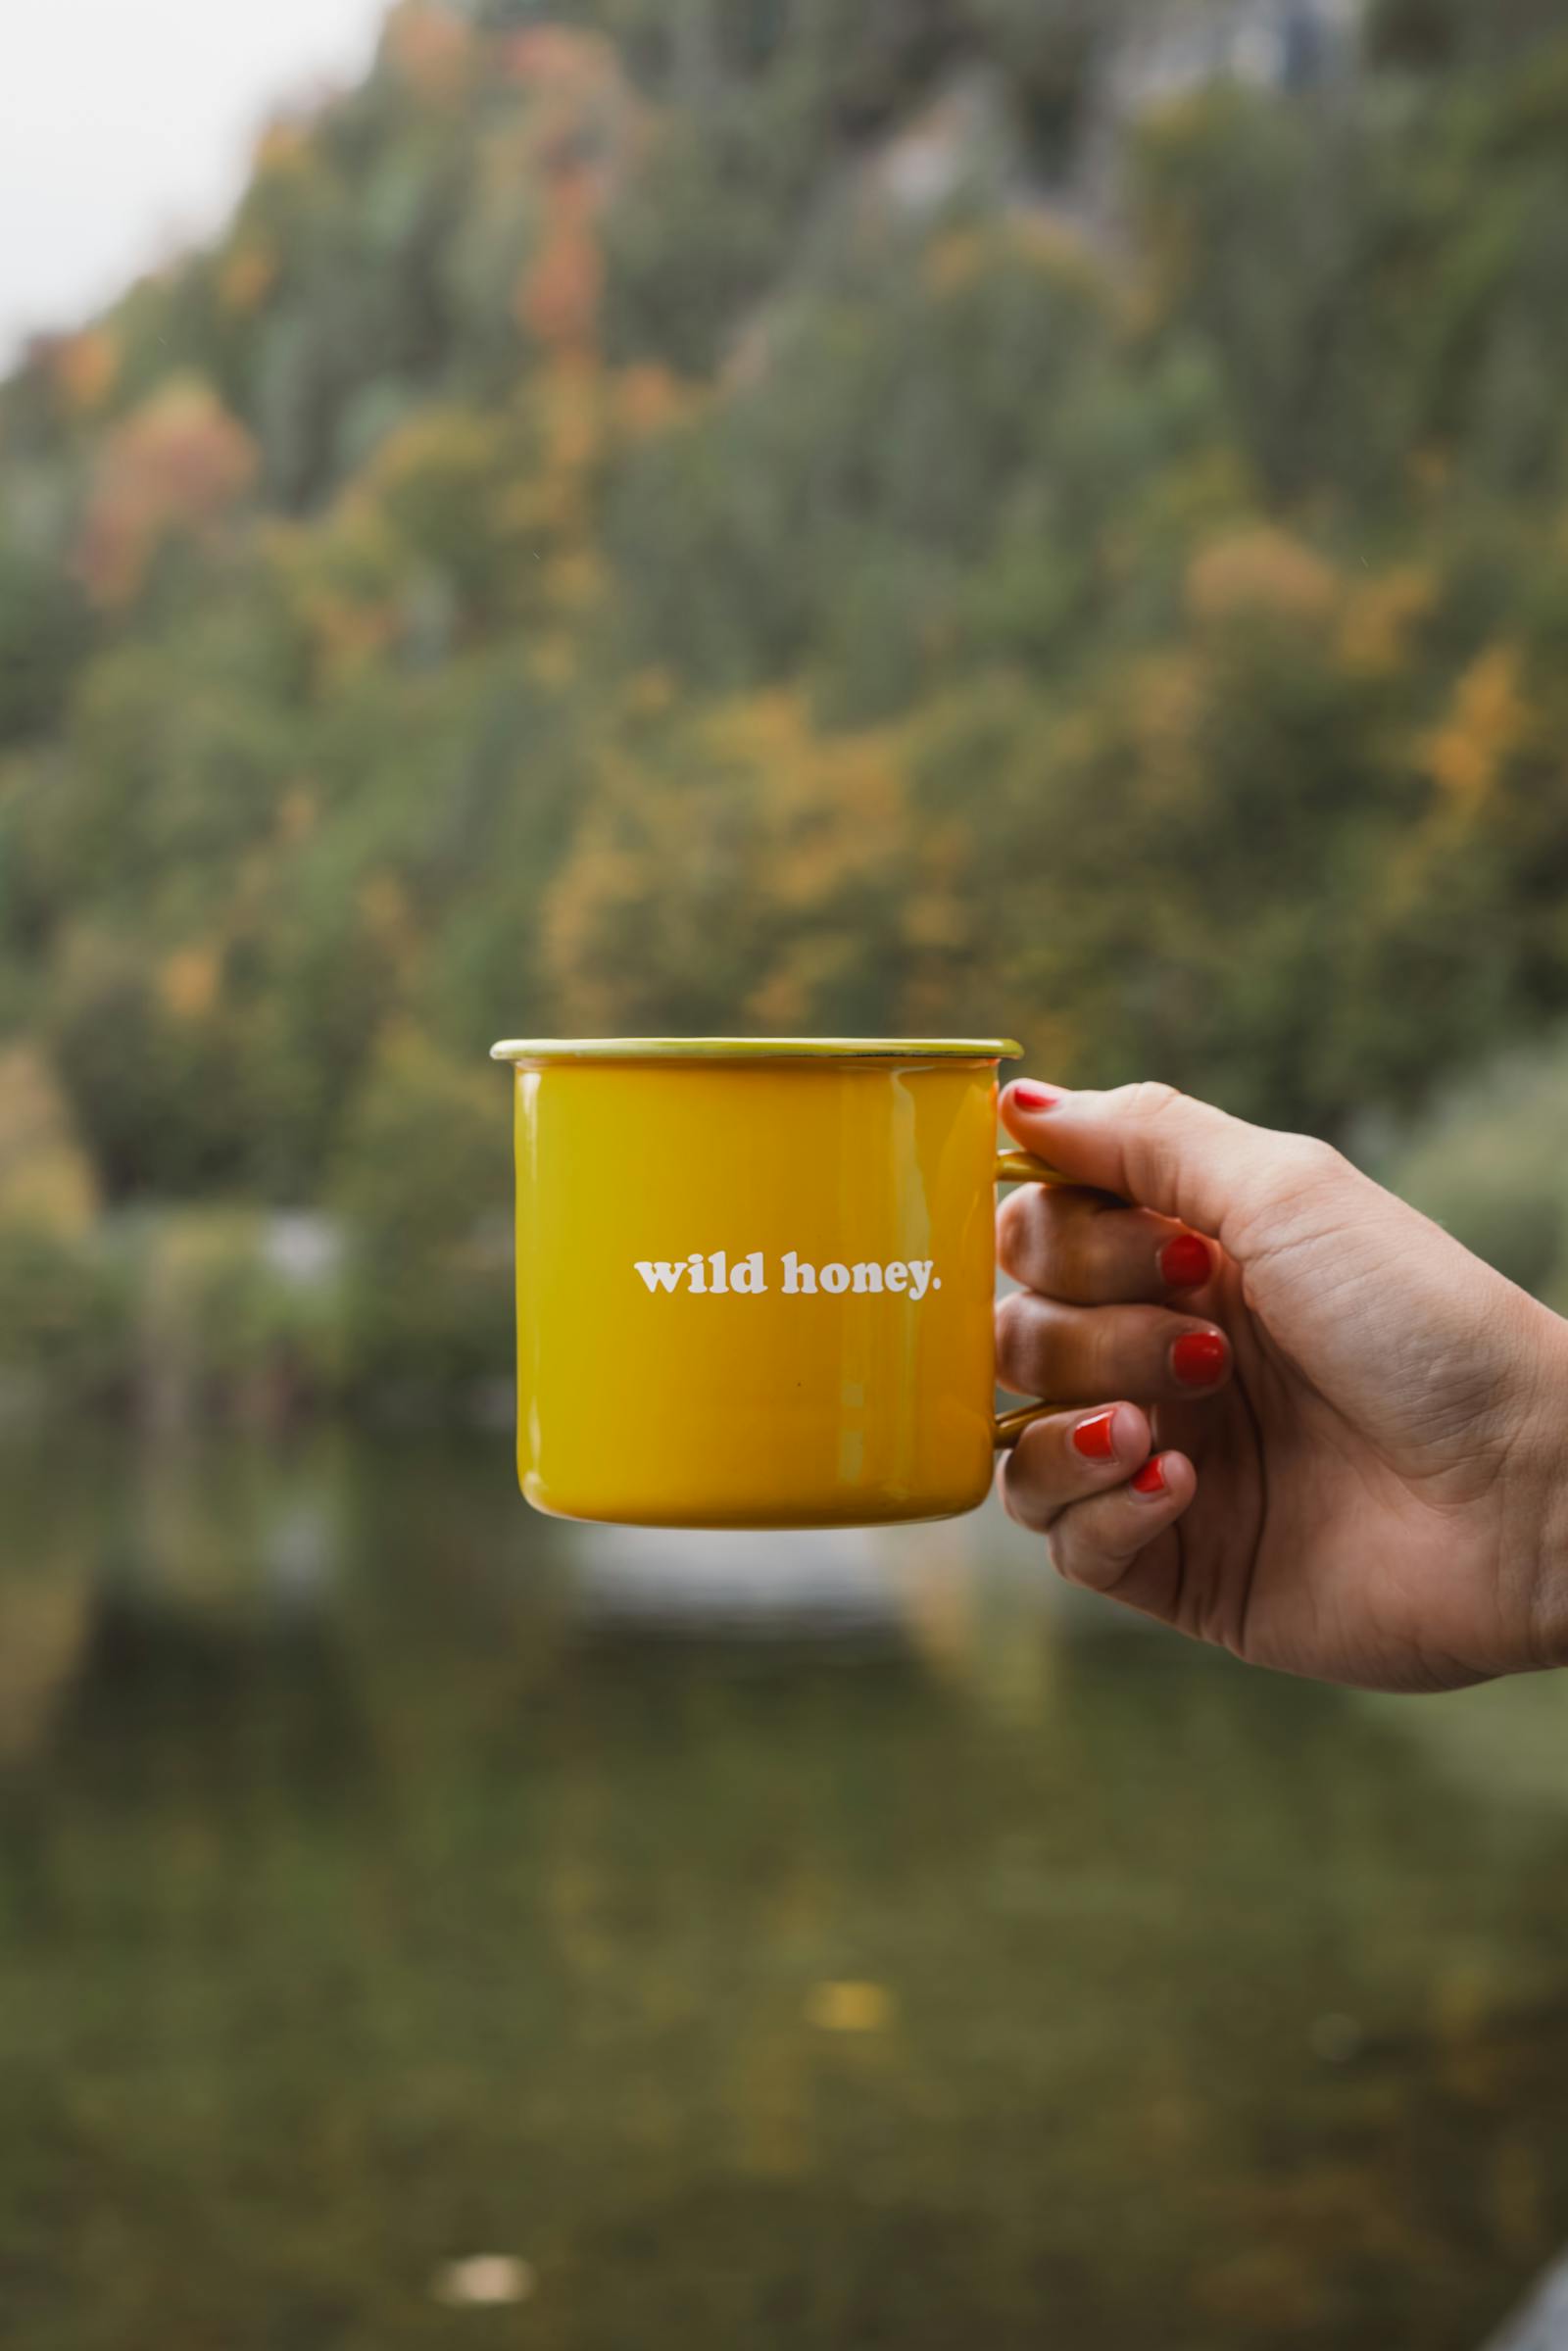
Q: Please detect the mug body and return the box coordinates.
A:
[496,1040,1020,1529]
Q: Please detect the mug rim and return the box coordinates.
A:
[490,1036,1023,1066]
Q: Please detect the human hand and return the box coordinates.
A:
[996,1080,1568,1692]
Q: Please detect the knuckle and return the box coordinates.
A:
[1078,1310,1123,1397]
[1117,1080,1184,1128]
[1000,1436,1056,1535]
[1286,1130,1342,1176]
[995,1292,1050,1390]
[994,1290,1027,1358]
[1228,1131,1354,1263]
[1110,1082,1186,1203]
[1044,1523,1075,1581]
[1051,1507,1136,1594]
[999,1459,1036,1532]
[996,1186,1048,1282]
[1265,1132,1347,1202]
[1047,1518,1112,1591]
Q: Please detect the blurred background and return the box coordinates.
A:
[5,1,1568,2343]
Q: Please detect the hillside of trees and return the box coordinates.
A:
[4,0,1568,1414]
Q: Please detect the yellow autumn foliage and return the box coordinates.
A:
[0,1048,99,1237]
[1422,644,1528,804]
[159,946,222,1023]
[613,364,694,443]
[218,240,279,318]
[544,692,913,1036]
[1186,526,1340,630]
[252,120,312,179]
[926,215,1098,301]
[1339,564,1438,678]
[805,1982,894,2033]
[51,329,120,416]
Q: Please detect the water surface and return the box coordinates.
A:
[3,1431,1567,2348]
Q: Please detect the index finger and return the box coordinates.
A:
[1001,1079,1340,1258]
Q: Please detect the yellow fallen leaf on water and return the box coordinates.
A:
[806,1981,894,2033]
[431,2256,535,2308]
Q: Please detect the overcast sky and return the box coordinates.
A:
[0,0,391,367]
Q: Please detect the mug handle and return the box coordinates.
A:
[992,1150,1072,1450]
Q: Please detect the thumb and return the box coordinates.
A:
[1001,1079,1341,1261]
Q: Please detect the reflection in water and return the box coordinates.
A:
[565,1523,908,1638]
[1,1432,1568,2349]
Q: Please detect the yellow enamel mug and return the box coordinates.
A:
[490,1038,1064,1530]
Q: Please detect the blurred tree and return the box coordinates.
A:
[0,534,89,750]
[6,0,1568,1403]
[332,1026,511,1396]
[1369,0,1568,69]
[544,691,923,1034]
[74,376,259,610]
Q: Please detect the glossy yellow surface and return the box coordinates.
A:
[505,1047,1054,1529]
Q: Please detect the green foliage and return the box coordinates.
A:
[332,1028,512,1401]
[1369,0,1568,70]
[7,2,1568,1407]
[0,532,89,750]
[0,1220,122,1413]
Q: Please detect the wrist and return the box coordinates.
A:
[1512,1301,1568,1672]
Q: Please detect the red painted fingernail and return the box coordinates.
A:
[1159,1234,1212,1290]
[1072,1408,1118,1461]
[1172,1330,1228,1388]
[1010,1081,1061,1112]
[1132,1456,1166,1495]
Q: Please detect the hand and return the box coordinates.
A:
[995,1079,1568,1692]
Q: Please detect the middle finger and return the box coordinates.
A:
[996,1291,1231,1408]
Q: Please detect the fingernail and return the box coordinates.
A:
[1132,1456,1166,1496]
[1172,1330,1228,1388]
[1072,1407,1118,1461]
[1159,1234,1212,1290]
[1009,1081,1061,1112]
